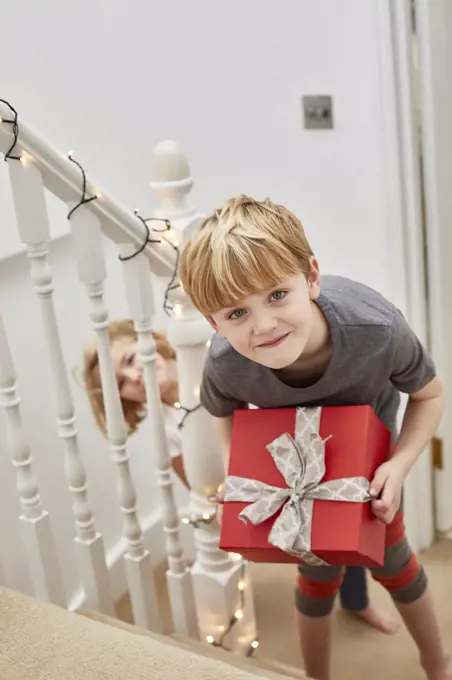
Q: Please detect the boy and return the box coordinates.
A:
[179,195,449,680]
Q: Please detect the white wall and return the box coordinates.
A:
[1,0,397,298]
[0,0,409,602]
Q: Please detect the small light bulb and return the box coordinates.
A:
[173,303,183,319]
[181,517,190,525]
[206,635,214,644]
[179,280,184,292]
[251,640,259,649]
[234,609,244,621]
[134,208,140,215]
[68,150,73,158]
[96,192,102,199]
[229,552,242,562]
[202,513,211,521]
[174,401,181,409]
[238,580,245,591]
[193,385,200,399]
[166,229,180,246]
[0,116,3,123]
[206,339,212,348]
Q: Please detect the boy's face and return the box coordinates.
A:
[208,263,321,370]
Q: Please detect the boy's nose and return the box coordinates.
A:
[253,314,278,336]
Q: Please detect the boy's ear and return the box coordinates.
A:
[307,256,321,299]
[205,315,218,331]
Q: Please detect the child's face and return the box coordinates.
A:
[111,337,175,403]
[111,337,146,403]
[208,267,321,370]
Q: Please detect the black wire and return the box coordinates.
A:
[118,213,162,262]
[145,217,171,233]
[116,211,201,424]
[210,559,248,650]
[159,234,181,316]
[0,99,21,161]
[118,211,181,316]
[177,403,202,430]
[186,509,217,529]
[67,153,99,219]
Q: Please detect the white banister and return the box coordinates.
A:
[0,102,174,278]
[120,245,199,638]
[1,102,257,647]
[0,315,66,606]
[7,157,115,615]
[149,142,258,651]
[68,205,161,632]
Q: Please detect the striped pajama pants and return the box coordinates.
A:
[295,510,427,616]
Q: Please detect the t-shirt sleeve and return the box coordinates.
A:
[389,308,436,393]
[200,351,245,417]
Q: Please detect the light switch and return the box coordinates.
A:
[302,95,334,130]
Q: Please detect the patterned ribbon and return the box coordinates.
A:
[223,407,371,565]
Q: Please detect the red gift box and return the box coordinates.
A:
[220,405,390,568]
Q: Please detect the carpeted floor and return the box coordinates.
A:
[116,538,452,679]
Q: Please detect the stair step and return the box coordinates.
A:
[170,633,305,679]
[77,608,304,679]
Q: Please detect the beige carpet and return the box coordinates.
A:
[116,538,452,680]
[0,585,281,680]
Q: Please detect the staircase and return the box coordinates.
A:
[0,98,255,653]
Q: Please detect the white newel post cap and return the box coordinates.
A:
[150,141,195,220]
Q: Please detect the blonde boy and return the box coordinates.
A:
[179,195,449,680]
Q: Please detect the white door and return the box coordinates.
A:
[412,0,452,535]
[372,0,433,552]
[375,0,452,551]
[386,0,452,541]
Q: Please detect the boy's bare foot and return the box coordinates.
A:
[347,604,400,635]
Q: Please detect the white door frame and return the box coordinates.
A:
[374,0,437,552]
[412,0,452,535]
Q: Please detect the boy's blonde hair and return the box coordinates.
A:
[179,195,314,315]
[82,319,176,437]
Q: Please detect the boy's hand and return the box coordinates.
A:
[369,459,406,524]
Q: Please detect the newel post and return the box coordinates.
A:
[149,141,257,650]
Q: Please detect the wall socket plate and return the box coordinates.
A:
[302,95,334,129]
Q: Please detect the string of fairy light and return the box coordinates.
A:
[120,207,207,428]
[1,99,31,164]
[1,98,259,657]
[207,554,259,656]
[102,175,261,657]
[180,492,258,655]
[0,98,201,428]
[180,494,259,654]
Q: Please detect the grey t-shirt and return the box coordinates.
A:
[200,275,436,434]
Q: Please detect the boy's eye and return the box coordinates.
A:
[228,308,247,320]
[270,290,287,302]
